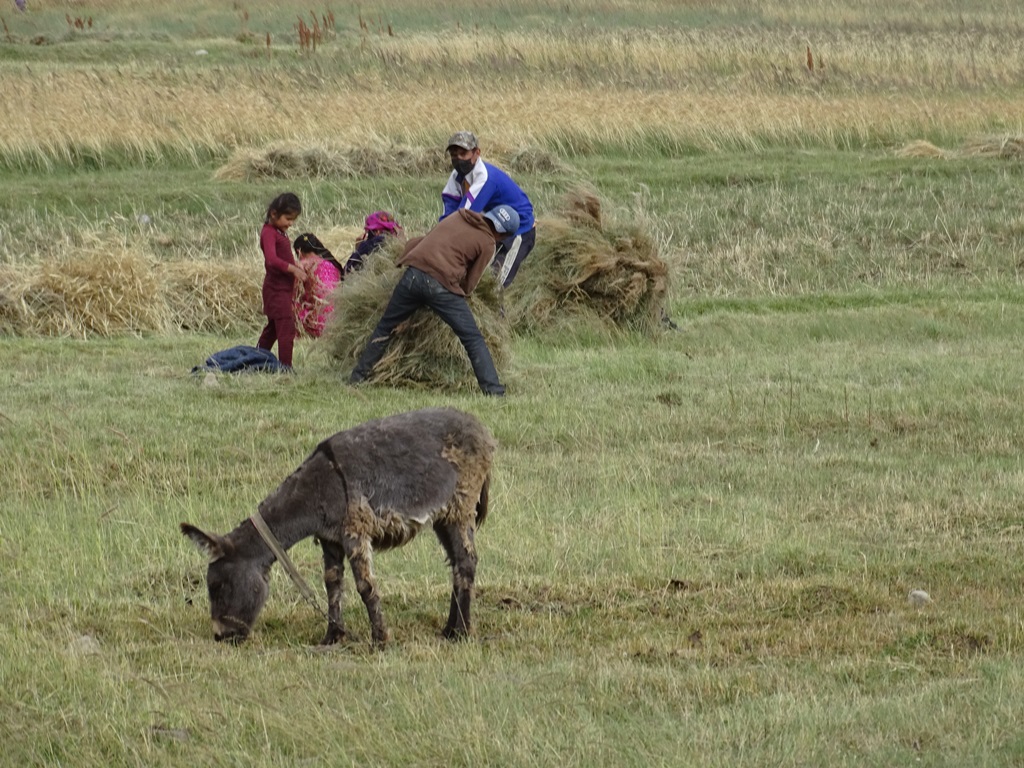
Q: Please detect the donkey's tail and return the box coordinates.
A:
[475,474,490,528]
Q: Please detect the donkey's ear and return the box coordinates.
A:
[180,523,228,561]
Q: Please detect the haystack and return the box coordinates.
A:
[4,242,262,338]
[896,140,948,159]
[960,135,1024,159]
[214,140,444,181]
[320,242,510,390]
[214,142,352,181]
[505,145,572,175]
[503,186,669,337]
[163,261,261,332]
[0,266,29,335]
[23,248,168,337]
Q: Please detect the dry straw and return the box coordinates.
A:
[959,135,1024,159]
[0,265,28,335]
[896,135,1024,160]
[320,242,509,390]
[25,249,167,337]
[162,261,262,333]
[214,140,445,181]
[2,240,260,338]
[895,140,948,159]
[503,185,670,337]
[214,140,569,181]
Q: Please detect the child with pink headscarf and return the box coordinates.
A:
[344,211,403,274]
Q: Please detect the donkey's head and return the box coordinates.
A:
[181,523,270,644]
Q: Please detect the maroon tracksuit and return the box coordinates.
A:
[256,223,298,367]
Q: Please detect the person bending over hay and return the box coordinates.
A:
[348,205,518,396]
[320,213,511,392]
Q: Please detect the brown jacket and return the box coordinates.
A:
[398,209,496,297]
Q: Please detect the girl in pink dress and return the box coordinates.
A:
[292,233,343,338]
[293,214,403,338]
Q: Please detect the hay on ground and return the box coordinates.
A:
[503,185,669,337]
[214,140,444,181]
[897,136,1024,161]
[162,261,261,333]
[896,140,948,159]
[504,145,572,175]
[23,247,169,337]
[0,266,29,335]
[214,140,572,182]
[960,135,1024,159]
[4,240,262,338]
[320,242,510,390]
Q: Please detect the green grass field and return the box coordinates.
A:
[3,1,1024,765]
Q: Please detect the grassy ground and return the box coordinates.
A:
[3,300,1024,765]
[3,0,1024,765]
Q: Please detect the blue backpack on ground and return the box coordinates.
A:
[192,345,285,374]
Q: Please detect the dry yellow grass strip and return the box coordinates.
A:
[3,60,1022,164]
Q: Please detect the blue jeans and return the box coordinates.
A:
[350,268,504,394]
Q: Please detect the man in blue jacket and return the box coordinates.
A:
[441,131,536,288]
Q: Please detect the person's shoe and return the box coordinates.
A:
[482,385,506,397]
[348,371,365,385]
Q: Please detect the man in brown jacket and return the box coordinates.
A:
[348,204,520,396]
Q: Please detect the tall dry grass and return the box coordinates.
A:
[2,22,1023,167]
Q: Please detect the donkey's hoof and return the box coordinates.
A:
[442,626,469,642]
[319,625,346,646]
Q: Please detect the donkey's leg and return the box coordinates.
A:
[319,538,346,645]
[433,522,477,640]
[342,534,390,647]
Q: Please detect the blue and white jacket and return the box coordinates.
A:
[440,160,534,236]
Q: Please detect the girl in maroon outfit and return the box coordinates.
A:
[256,192,306,369]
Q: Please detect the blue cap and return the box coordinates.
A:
[484,205,520,235]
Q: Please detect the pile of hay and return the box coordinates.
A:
[162,261,262,333]
[503,186,669,337]
[19,249,167,337]
[320,243,510,390]
[896,140,948,159]
[896,135,1024,160]
[214,140,445,181]
[2,242,261,338]
[0,266,28,335]
[504,145,572,175]
[215,140,573,182]
[960,135,1024,159]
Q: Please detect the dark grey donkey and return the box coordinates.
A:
[181,407,496,647]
